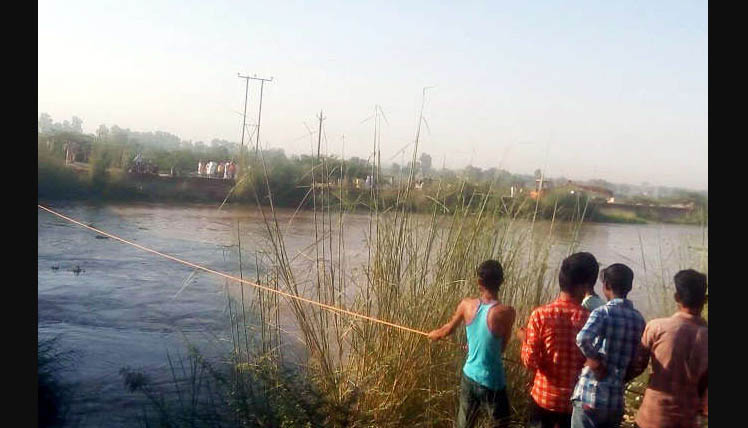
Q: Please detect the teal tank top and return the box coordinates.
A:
[462,300,506,390]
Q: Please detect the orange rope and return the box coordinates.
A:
[38,204,430,337]
[38,204,531,367]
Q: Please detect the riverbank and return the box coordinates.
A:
[38,155,706,225]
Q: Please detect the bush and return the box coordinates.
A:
[120,347,329,427]
[89,145,112,189]
[38,152,87,199]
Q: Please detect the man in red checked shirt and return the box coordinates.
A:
[517,252,598,428]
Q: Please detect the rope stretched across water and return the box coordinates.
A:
[39,205,656,397]
[38,204,430,337]
[38,204,543,369]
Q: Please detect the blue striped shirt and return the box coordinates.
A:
[571,298,646,412]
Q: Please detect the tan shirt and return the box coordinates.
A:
[633,312,708,428]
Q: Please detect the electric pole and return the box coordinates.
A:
[255,76,271,153]
[237,74,250,149]
[237,73,273,153]
[316,110,325,160]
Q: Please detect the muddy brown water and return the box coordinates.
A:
[38,202,706,426]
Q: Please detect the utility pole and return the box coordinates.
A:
[237,74,250,150]
[316,110,325,160]
[237,73,273,152]
[255,76,271,153]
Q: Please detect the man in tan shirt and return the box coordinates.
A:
[627,269,708,428]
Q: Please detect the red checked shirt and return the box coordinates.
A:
[521,295,590,413]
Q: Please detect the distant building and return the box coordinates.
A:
[529,178,554,200]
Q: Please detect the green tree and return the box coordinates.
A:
[419,153,432,176]
[96,124,109,142]
[39,113,54,134]
[71,116,83,134]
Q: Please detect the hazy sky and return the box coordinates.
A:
[38,1,707,190]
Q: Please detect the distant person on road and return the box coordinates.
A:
[428,260,516,428]
[628,269,708,428]
[518,252,598,428]
[570,263,646,428]
[217,162,224,179]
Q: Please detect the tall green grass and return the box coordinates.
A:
[120,345,328,427]
[234,110,574,426]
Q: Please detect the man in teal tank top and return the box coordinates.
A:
[428,260,517,428]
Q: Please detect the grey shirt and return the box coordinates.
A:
[581,294,606,312]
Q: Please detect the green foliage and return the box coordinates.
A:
[120,348,328,428]
[240,155,564,426]
[37,150,87,200]
[536,189,592,221]
[590,208,647,224]
[89,144,112,188]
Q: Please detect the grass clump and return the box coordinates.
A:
[239,105,568,426]
[120,346,329,427]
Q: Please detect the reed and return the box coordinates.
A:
[235,112,574,426]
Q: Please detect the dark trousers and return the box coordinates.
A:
[527,398,572,428]
[456,374,511,428]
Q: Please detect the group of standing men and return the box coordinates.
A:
[428,252,708,428]
[198,160,236,179]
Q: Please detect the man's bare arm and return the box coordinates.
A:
[428,300,467,341]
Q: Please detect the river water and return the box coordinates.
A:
[37,202,707,427]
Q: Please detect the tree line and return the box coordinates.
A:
[37,113,706,223]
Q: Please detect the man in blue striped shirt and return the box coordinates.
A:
[570,264,646,428]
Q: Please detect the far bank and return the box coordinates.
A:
[38,155,706,226]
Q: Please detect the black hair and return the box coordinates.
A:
[477,260,504,293]
[601,263,634,298]
[559,252,599,292]
[674,269,707,308]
